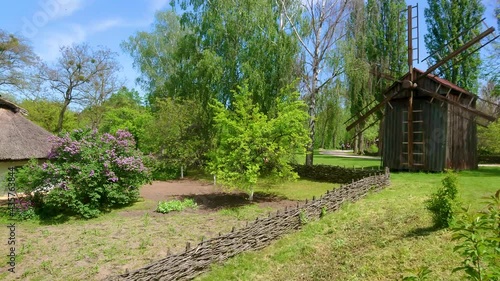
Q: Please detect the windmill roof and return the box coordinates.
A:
[413,68,473,96]
[0,97,53,161]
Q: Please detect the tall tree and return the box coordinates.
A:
[352,0,408,153]
[343,0,371,154]
[41,43,121,132]
[424,0,485,92]
[280,0,349,165]
[80,63,123,130]
[0,30,39,94]
[124,3,301,163]
[121,11,187,102]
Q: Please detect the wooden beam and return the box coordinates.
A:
[419,88,497,122]
[416,27,494,81]
[346,83,402,131]
[408,90,414,168]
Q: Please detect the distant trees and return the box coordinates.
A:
[424,0,485,92]
[341,0,406,154]
[41,43,121,132]
[20,99,78,133]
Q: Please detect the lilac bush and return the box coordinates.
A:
[17,129,151,218]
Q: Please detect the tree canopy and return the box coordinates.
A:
[209,84,309,200]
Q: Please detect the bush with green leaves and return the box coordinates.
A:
[425,170,460,228]
[452,190,500,280]
[156,199,197,214]
[143,156,182,180]
[208,83,309,201]
[16,129,151,219]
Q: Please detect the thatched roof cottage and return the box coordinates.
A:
[0,96,53,194]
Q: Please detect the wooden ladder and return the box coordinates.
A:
[402,104,425,168]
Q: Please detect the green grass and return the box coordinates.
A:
[195,166,500,281]
[2,153,498,281]
[296,153,382,168]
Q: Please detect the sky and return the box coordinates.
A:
[0,0,498,97]
[0,0,172,94]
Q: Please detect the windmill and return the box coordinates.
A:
[345,5,500,171]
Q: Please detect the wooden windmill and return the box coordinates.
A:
[345,5,500,171]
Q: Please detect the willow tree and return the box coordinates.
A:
[343,0,371,154]
[124,3,300,161]
[424,0,485,92]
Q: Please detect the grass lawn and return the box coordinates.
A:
[1,154,498,280]
[194,156,500,281]
[0,174,338,281]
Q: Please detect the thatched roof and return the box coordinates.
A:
[0,97,53,161]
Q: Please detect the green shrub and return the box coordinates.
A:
[144,157,181,180]
[14,197,37,221]
[425,170,459,228]
[452,190,500,280]
[365,144,379,154]
[156,198,197,214]
[16,129,151,219]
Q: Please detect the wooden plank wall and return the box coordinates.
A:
[383,99,405,170]
[421,98,447,171]
[446,95,478,170]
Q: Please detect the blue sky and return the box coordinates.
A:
[0,0,498,96]
[0,0,171,93]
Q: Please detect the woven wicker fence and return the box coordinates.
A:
[105,167,390,281]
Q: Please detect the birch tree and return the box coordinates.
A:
[279,0,349,165]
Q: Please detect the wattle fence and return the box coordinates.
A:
[105,166,390,281]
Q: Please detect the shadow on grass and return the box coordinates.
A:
[405,225,440,238]
[36,213,71,225]
[178,191,288,210]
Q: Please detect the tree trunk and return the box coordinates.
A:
[306,63,319,166]
[357,130,364,155]
[248,188,254,201]
[378,117,384,156]
[57,98,71,133]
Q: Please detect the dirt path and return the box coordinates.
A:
[319,149,381,159]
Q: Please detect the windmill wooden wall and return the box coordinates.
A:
[381,69,478,171]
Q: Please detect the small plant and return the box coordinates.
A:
[156,198,197,214]
[299,210,309,225]
[451,190,500,281]
[425,170,459,228]
[402,266,432,281]
[320,206,328,218]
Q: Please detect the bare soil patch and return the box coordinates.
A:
[137,179,297,213]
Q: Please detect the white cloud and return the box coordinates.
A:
[148,0,169,12]
[37,24,87,62]
[89,18,124,33]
